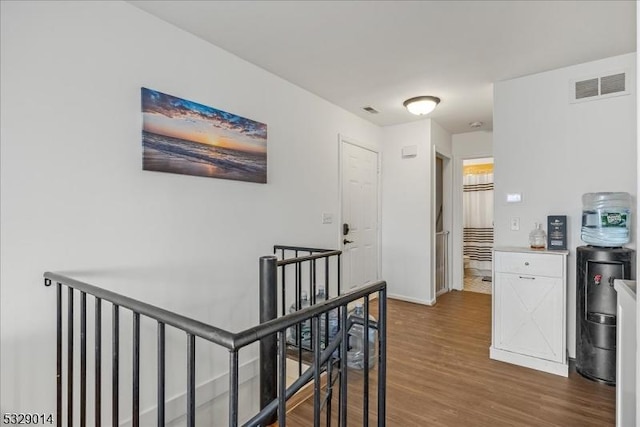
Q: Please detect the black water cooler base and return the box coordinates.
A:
[576,367,616,386]
[575,245,634,386]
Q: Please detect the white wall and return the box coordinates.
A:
[0,1,381,422]
[494,53,637,358]
[381,120,431,303]
[431,120,453,159]
[451,131,494,289]
[381,118,451,304]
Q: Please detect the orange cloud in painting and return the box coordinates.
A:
[143,112,266,154]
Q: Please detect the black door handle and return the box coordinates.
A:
[343,239,353,245]
[343,223,350,235]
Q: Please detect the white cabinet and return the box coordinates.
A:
[614,279,636,427]
[490,247,569,376]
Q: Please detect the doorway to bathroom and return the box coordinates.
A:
[462,157,494,294]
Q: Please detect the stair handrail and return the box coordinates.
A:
[44,267,386,426]
[44,272,235,347]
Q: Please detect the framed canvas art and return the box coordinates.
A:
[141,88,267,183]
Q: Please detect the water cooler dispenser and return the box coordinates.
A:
[576,191,634,385]
[576,246,634,384]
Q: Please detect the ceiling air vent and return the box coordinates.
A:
[362,106,379,114]
[570,70,630,103]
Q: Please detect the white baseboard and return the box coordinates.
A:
[490,346,568,377]
[387,294,435,306]
[120,357,260,426]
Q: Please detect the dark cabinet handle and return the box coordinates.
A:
[343,239,354,245]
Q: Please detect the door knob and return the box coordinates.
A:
[343,239,354,245]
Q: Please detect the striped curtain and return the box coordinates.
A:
[463,170,494,272]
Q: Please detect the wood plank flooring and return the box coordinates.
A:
[286,291,615,426]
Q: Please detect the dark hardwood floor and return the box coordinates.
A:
[286,291,615,426]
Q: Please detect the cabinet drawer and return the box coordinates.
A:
[494,251,563,277]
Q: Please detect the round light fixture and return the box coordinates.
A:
[403,96,440,116]
[469,121,484,129]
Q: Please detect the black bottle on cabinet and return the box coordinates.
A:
[576,245,634,385]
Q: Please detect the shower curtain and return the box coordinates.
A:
[463,169,494,273]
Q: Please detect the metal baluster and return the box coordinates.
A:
[56,283,62,427]
[363,297,370,427]
[132,313,140,427]
[278,330,286,427]
[377,289,387,427]
[281,264,287,318]
[80,292,87,427]
[112,305,119,427]
[339,305,348,427]
[68,287,74,427]
[313,316,321,427]
[326,358,333,427]
[95,298,101,427]
[324,258,330,348]
[297,260,303,376]
[229,350,239,427]
[337,254,342,296]
[157,322,165,426]
[311,259,316,303]
[187,334,195,427]
[325,257,330,299]
[310,259,316,353]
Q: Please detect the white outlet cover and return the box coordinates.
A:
[322,213,333,224]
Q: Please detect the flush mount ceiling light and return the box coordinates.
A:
[403,96,440,115]
[469,121,484,128]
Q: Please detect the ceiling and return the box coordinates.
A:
[128,1,636,134]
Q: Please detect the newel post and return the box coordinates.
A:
[259,255,278,424]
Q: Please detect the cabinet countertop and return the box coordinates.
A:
[614,279,637,301]
[493,246,569,256]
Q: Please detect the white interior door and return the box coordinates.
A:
[341,140,379,291]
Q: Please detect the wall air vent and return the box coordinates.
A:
[362,106,379,114]
[575,78,599,99]
[570,70,631,103]
[600,73,625,95]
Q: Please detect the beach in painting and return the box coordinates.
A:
[143,131,267,183]
[141,88,267,183]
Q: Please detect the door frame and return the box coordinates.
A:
[338,134,382,290]
[432,148,453,300]
[452,153,494,291]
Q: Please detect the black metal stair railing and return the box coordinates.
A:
[261,245,386,426]
[272,245,342,375]
[44,247,386,427]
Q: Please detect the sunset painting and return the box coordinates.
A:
[141,88,267,183]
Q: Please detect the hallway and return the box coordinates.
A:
[287,292,615,426]
[463,275,492,294]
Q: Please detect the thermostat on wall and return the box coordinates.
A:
[401,145,417,157]
[506,193,523,203]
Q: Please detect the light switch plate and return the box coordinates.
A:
[506,193,523,203]
[322,213,333,224]
[510,217,520,231]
